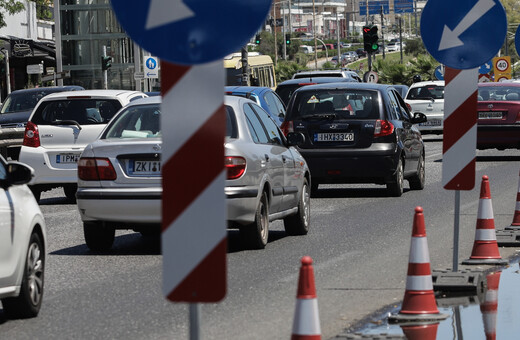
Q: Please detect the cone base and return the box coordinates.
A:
[388,312,448,323]
[461,258,508,265]
[505,225,520,230]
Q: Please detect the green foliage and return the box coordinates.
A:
[403,38,427,57]
[407,54,438,83]
[372,59,409,85]
[0,0,25,28]
[275,60,304,83]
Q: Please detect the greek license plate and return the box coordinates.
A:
[314,133,354,142]
[479,111,503,119]
[56,153,80,164]
[419,119,442,126]
[129,160,161,175]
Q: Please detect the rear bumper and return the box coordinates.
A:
[477,124,520,149]
[225,186,259,226]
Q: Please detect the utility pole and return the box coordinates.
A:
[283,1,287,60]
[312,0,318,69]
[274,3,278,65]
[380,6,385,59]
[103,45,108,89]
[241,46,250,85]
[53,0,63,86]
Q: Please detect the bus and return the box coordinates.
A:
[223,53,276,89]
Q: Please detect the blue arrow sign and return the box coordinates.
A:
[434,65,444,80]
[110,0,272,65]
[421,0,507,70]
[478,61,492,74]
[516,25,520,56]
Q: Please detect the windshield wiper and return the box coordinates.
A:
[51,120,82,130]
[301,113,336,120]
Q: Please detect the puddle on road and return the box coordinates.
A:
[339,262,520,340]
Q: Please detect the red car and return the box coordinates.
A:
[477,82,520,150]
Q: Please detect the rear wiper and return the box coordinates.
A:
[301,113,336,120]
[51,120,82,130]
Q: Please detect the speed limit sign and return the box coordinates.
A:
[493,56,511,74]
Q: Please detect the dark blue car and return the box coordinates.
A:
[225,86,286,126]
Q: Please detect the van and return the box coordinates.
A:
[300,45,314,54]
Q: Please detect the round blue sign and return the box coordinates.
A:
[421,0,507,70]
[110,0,272,65]
[478,61,492,74]
[146,57,157,70]
[434,65,444,80]
[516,25,520,56]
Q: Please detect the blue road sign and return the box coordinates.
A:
[434,65,444,80]
[516,25,520,56]
[146,57,157,70]
[359,0,389,16]
[394,0,414,14]
[110,0,272,65]
[479,61,493,74]
[421,0,507,70]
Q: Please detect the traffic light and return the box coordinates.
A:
[285,33,291,45]
[362,25,379,53]
[255,34,261,45]
[101,56,112,71]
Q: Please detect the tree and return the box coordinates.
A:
[0,0,25,29]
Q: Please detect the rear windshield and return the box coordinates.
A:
[478,86,520,101]
[104,103,161,139]
[31,99,122,125]
[289,89,380,119]
[293,73,343,79]
[406,85,444,100]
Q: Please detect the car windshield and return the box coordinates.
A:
[31,99,122,125]
[1,91,50,114]
[478,86,520,101]
[406,85,444,100]
[290,89,380,119]
[104,103,161,138]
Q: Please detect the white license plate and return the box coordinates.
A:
[479,111,503,119]
[129,160,161,175]
[419,119,442,126]
[56,153,80,164]
[314,133,354,142]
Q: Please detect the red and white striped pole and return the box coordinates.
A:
[161,60,227,303]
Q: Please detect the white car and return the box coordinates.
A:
[0,155,47,318]
[404,81,445,134]
[18,90,147,201]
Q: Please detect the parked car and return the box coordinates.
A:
[292,69,363,82]
[0,86,84,160]
[18,89,147,202]
[281,82,427,197]
[300,45,314,54]
[356,48,367,58]
[341,51,359,63]
[76,95,311,250]
[225,86,286,125]
[0,154,47,318]
[404,80,445,134]
[385,42,400,52]
[477,82,520,150]
[276,76,363,106]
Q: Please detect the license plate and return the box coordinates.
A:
[479,111,503,119]
[56,153,80,164]
[129,160,161,175]
[419,119,442,126]
[314,133,354,142]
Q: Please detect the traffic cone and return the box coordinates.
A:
[505,169,520,230]
[400,322,439,340]
[480,271,501,340]
[291,256,321,340]
[389,207,447,322]
[462,176,507,265]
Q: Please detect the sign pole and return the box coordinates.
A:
[189,303,200,340]
[453,190,460,272]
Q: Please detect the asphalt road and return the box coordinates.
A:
[1,135,520,340]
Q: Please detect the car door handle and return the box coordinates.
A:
[264,154,270,162]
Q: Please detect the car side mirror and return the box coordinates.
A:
[286,132,305,146]
[411,112,427,124]
[6,161,34,186]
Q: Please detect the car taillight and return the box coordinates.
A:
[22,121,40,148]
[406,103,412,111]
[280,120,294,136]
[374,120,394,137]
[225,156,246,180]
[78,157,116,181]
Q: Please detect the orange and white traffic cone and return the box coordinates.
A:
[400,322,440,340]
[389,207,447,322]
[505,169,520,230]
[462,176,507,265]
[291,256,321,340]
[481,271,501,340]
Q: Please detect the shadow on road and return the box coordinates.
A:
[227,229,287,253]
[312,186,404,198]
[476,155,520,162]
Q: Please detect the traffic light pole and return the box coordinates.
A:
[103,46,108,89]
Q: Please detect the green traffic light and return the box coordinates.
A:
[372,44,378,50]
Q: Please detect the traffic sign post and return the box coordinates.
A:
[144,56,159,78]
[110,1,272,338]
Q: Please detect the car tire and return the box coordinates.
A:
[241,191,269,249]
[284,178,311,235]
[84,222,115,251]
[2,232,45,319]
[29,186,41,203]
[63,184,77,203]
[408,151,425,190]
[387,158,404,197]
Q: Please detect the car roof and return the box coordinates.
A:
[225,86,271,95]
[39,89,146,101]
[292,70,353,78]
[125,96,162,106]
[478,82,520,87]
[277,76,359,86]
[409,80,444,88]
[8,86,84,95]
[292,82,392,92]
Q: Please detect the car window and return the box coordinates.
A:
[225,105,238,138]
[31,99,122,125]
[0,158,5,181]
[264,91,286,117]
[389,90,410,121]
[104,103,161,139]
[251,103,284,146]
[244,103,269,144]
[478,86,520,101]
[406,85,444,100]
[386,90,400,120]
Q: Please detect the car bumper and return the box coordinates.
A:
[77,187,162,224]
[477,124,520,149]
[225,185,259,226]
[417,114,443,133]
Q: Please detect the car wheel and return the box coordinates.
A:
[241,191,269,249]
[29,186,41,203]
[83,222,115,251]
[387,158,404,197]
[63,184,77,203]
[2,232,45,319]
[284,178,311,235]
[409,152,425,190]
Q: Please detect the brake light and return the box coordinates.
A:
[406,103,412,112]
[374,120,394,137]
[78,157,117,181]
[298,82,317,86]
[22,121,40,148]
[225,156,246,179]
[280,120,294,136]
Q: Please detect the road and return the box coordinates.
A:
[1,135,520,340]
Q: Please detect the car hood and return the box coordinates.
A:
[0,110,32,127]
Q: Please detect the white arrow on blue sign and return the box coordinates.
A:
[516,25,520,56]
[110,0,272,65]
[421,0,507,70]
